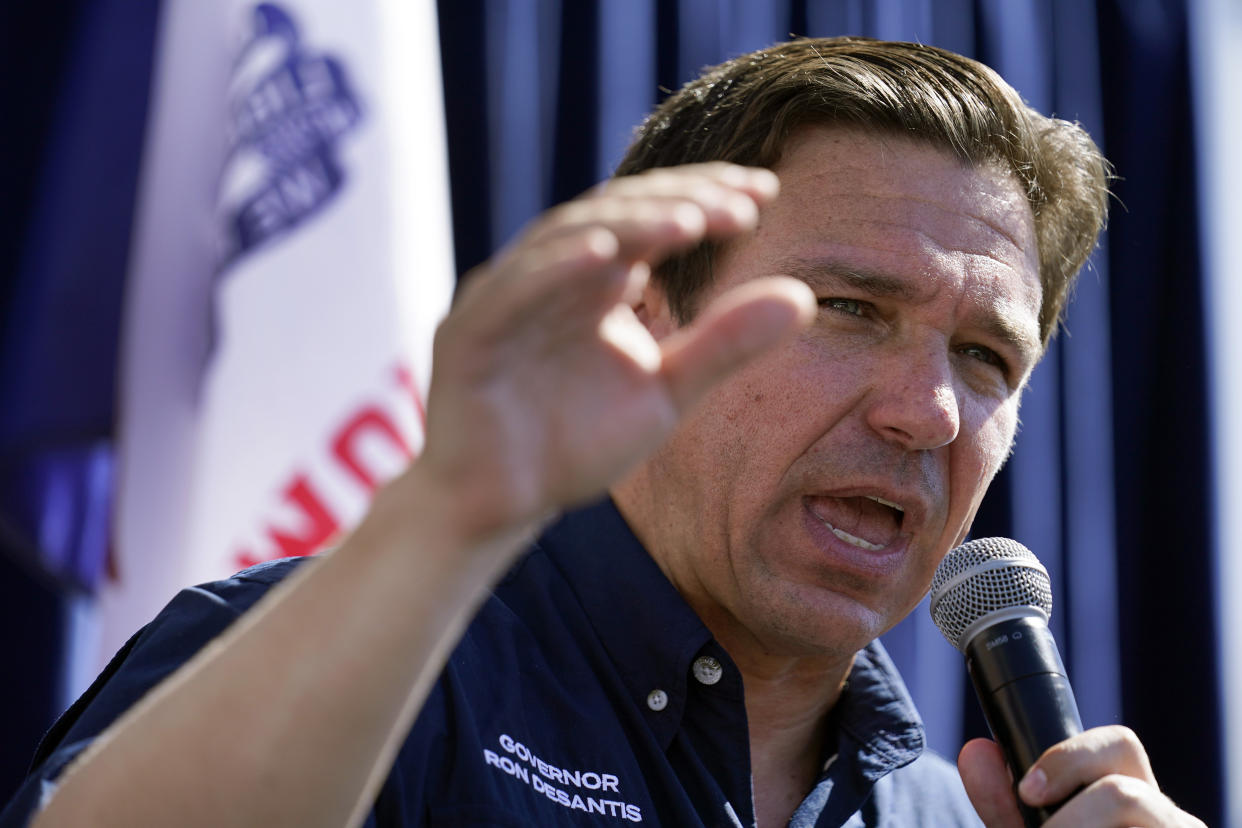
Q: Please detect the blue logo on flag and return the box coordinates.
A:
[217,3,362,266]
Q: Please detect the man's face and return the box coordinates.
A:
[618,126,1043,661]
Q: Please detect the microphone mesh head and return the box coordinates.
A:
[928,537,1052,651]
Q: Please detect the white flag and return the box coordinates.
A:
[100,0,453,672]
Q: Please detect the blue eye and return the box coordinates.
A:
[820,297,866,316]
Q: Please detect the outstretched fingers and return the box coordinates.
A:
[423,163,799,537]
[559,162,780,246]
[504,162,779,278]
[445,226,625,348]
[455,163,782,353]
[657,276,816,415]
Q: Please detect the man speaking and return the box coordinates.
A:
[3,36,1206,827]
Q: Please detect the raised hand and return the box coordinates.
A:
[959,727,1207,827]
[415,162,816,543]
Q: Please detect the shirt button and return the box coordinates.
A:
[692,655,723,685]
[646,689,669,711]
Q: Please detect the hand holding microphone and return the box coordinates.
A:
[930,538,1206,828]
[929,538,1080,825]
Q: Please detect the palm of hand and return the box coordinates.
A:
[415,164,814,541]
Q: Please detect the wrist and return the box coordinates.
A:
[343,458,543,584]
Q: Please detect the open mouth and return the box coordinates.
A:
[807,495,906,551]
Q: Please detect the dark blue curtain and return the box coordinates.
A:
[1,1,1222,824]
[0,0,160,807]
[437,1,1221,823]
[1097,1,1219,818]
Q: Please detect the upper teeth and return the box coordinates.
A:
[867,496,904,512]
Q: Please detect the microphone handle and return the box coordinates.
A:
[965,616,1084,826]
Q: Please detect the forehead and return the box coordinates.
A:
[773,125,1034,224]
[736,125,1042,346]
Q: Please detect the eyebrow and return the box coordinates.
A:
[780,257,929,301]
[778,256,1043,364]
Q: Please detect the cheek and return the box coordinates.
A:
[681,351,836,506]
[777,333,874,415]
[660,369,790,498]
[982,401,1020,470]
[955,400,1019,497]
[713,342,829,431]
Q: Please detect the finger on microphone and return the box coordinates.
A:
[1018,725,1157,808]
[958,738,1025,828]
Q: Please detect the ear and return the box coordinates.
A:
[630,276,679,341]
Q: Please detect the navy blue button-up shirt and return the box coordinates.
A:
[2,499,980,826]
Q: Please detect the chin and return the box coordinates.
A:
[746,582,897,659]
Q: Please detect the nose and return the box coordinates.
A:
[865,346,960,451]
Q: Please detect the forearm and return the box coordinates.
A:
[33,465,524,828]
[27,161,806,828]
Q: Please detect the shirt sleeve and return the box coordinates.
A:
[0,558,307,827]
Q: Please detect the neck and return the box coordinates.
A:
[609,479,855,825]
[709,622,854,828]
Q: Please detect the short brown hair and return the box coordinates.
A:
[614,36,1110,347]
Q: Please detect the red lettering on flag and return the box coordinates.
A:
[231,362,427,571]
[394,362,427,428]
[332,406,412,492]
[233,473,339,568]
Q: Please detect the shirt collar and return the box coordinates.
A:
[534,498,927,774]
[832,641,926,780]
[535,497,713,749]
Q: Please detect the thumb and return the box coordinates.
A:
[658,276,815,413]
[959,738,1025,828]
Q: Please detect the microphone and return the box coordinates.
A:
[928,537,1083,826]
